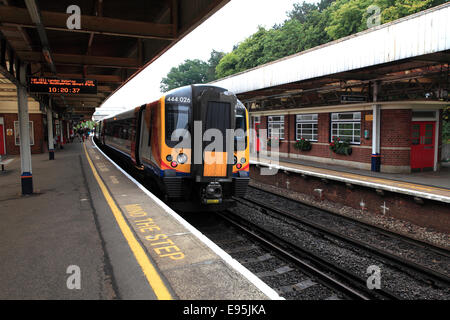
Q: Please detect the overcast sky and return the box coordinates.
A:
[97,0,317,114]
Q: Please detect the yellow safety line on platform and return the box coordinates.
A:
[83,142,173,300]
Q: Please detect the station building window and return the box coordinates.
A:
[296,114,318,141]
[331,112,361,144]
[268,115,285,140]
[14,121,34,146]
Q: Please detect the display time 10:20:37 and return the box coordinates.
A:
[48,87,81,94]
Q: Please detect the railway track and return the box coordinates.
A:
[229,187,450,300]
[235,196,450,287]
[189,212,368,300]
[247,185,450,260]
[216,210,399,300]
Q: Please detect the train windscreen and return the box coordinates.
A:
[205,101,231,152]
[165,105,190,147]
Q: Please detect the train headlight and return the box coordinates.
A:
[166,155,173,162]
[170,161,178,168]
[240,157,246,164]
[233,156,237,165]
[236,163,242,169]
[177,153,188,164]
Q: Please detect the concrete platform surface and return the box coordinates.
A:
[0,140,278,300]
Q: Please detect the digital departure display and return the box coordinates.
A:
[28,77,98,95]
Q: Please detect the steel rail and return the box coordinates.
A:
[247,185,450,259]
[218,211,400,300]
[236,195,450,288]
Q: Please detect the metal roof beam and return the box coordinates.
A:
[0,6,175,40]
[19,51,141,69]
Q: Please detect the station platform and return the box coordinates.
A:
[250,155,450,204]
[0,139,280,300]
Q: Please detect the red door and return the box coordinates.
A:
[411,121,435,171]
[0,124,5,155]
[254,122,261,152]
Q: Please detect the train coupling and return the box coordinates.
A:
[202,182,223,205]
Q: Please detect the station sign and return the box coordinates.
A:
[28,77,97,95]
[341,95,367,103]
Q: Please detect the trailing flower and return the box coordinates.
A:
[329,136,352,155]
[294,137,312,151]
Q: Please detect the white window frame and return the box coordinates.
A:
[331,112,361,144]
[268,115,285,140]
[296,114,318,141]
[14,121,34,146]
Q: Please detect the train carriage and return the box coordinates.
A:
[95,84,250,210]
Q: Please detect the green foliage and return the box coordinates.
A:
[329,136,352,155]
[160,50,225,92]
[215,0,448,79]
[160,59,209,92]
[207,50,226,82]
[75,120,95,130]
[294,138,312,151]
[325,0,448,39]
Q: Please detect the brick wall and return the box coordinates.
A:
[380,109,411,147]
[380,109,411,167]
[255,109,419,171]
[0,113,45,155]
[251,166,450,233]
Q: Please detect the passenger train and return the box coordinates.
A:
[94,84,250,210]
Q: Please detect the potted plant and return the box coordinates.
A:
[294,137,312,151]
[329,136,352,155]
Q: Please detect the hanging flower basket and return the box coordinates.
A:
[294,138,312,151]
[329,137,352,155]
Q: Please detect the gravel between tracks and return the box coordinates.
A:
[249,181,450,250]
[228,200,450,300]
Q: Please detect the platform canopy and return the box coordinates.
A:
[0,0,230,119]
[212,2,450,111]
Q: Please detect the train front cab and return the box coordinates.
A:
[139,85,250,209]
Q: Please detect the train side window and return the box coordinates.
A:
[148,110,153,147]
[235,106,247,151]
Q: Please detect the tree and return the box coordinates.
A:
[380,0,448,23]
[325,0,448,40]
[215,51,240,78]
[207,50,225,82]
[325,0,374,40]
[214,0,448,79]
[160,59,209,92]
[288,1,318,23]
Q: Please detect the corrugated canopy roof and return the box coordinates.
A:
[212,2,450,110]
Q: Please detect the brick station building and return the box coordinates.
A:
[0,99,46,155]
[252,101,445,173]
[213,3,450,175]
[0,98,71,156]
